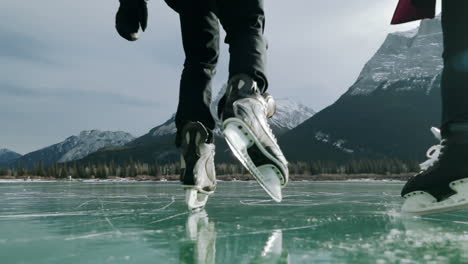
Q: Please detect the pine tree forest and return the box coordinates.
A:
[0,159,419,180]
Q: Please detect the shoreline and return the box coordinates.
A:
[0,173,412,182]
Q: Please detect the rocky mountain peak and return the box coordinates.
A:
[349,17,443,96]
[150,98,315,137]
[13,130,135,167]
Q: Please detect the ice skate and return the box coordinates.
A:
[179,122,216,211]
[219,74,289,202]
[401,124,468,215]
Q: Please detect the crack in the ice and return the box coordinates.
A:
[65,232,115,241]
[155,196,175,211]
[216,225,317,239]
[96,198,122,234]
[75,199,96,209]
[240,199,273,205]
[105,217,122,234]
[148,211,189,224]
[0,212,88,218]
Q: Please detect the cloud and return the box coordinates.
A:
[0,0,442,154]
[0,83,160,108]
[0,84,166,154]
[0,29,61,68]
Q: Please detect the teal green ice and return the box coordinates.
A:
[1,181,468,264]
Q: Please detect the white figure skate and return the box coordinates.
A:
[219,74,289,202]
[180,122,216,211]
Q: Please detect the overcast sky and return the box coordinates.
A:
[1,0,441,154]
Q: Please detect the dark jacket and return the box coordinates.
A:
[391,0,436,24]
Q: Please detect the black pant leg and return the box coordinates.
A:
[215,0,268,92]
[174,4,220,147]
[441,0,468,126]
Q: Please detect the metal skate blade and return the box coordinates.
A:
[402,178,468,216]
[223,120,283,202]
[257,165,282,202]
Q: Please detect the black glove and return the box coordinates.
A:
[115,0,148,41]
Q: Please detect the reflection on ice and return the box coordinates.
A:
[252,230,290,264]
[181,210,216,264]
[2,181,468,263]
[261,230,282,257]
[181,211,289,264]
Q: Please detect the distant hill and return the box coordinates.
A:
[0,149,22,166]
[12,130,135,168]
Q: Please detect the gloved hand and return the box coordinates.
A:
[115,0,148,41]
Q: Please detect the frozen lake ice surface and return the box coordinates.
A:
[1,181,468,264]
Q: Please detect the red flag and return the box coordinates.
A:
[391,0,436,25]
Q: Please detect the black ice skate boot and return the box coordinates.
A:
[219,74,289,202]
[179,122,216,211]
[401,124,468,215]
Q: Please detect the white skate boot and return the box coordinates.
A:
[179,122,216,211]
[219,74,289,202]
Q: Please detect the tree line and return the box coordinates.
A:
[0,159,419,178]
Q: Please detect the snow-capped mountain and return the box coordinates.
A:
[0,148,22,165]
[150,98,315,137]
[349,15,442,96]
[271,98,316,134]
[280,17,443,162]
[151,115,177,137]
[14,130,135,167]
[79,97,315,165]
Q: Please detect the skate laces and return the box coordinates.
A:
[419,127,445,171]
[262,94,278,143]
[268,122,278,143]
[259,101,278,144]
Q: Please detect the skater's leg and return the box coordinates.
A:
[174,4,220,147]
[179,121,216,211]
[215,0,268,92]
[172,3,219,211]
[441,0,468,127]
[400,4,468,214]
[213,0,288,202]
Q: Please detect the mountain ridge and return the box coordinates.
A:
[11,130,135,168]
[77,98,315,165]
[0,149,22,165]
[280,17,443,163]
